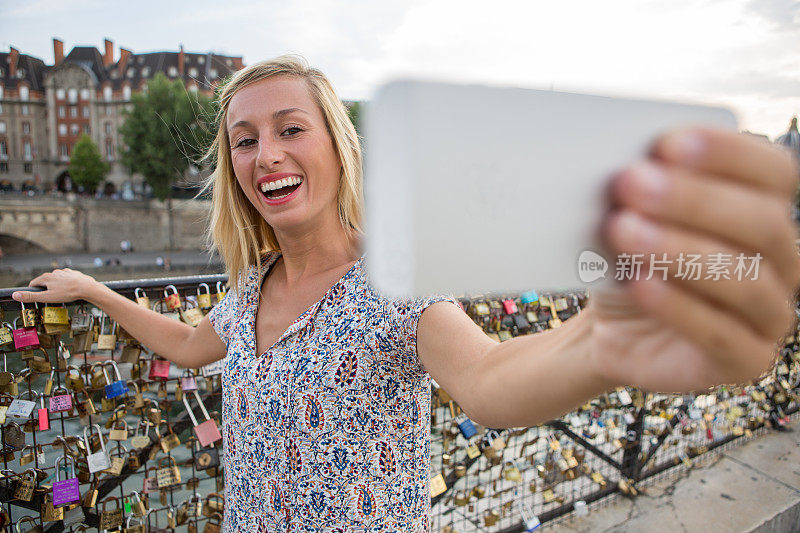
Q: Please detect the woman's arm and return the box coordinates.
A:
[11,269,226,369]
[418,301,607,428]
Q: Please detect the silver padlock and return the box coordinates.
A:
[84,423,111,473]
[7,390,38,418]
[518,497,541,531]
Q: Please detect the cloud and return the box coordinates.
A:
[746,0,800,31]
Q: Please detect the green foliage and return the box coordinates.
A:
[68,134,108,193]
[119,73,215,200]
[347,101,362,135]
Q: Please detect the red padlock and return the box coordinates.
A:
[38,394,49,431]
[164,285,181,311]
[502,299,518,315]
[183,390,222,447]
[149,359,171,380]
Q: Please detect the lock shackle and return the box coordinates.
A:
[91,362,111,384]
[83,423,107,453]
[216,281,227,294]
[52,385,69,396]
[182,390,211,426]
[134,287,147,299]
[18,389,39,402]
[134,419,149,437]
[112,417,129,431]
[197,283,211,295]
[55,454,76,481]
[164,284,178,296]
[515,488,541,531]
[15,515,39,533]
[99,314,117,335]
[102,494,120,510]
[54,435,76,456]
[12,317,22,329]
[103,360,124,381]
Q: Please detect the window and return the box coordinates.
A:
[22,122,30,135]
[123,86,131,100]
[80,88,90,100]
[104,106,112,116]
[23,141,32,160]
[0,86,4,99]
[0,121,5,134]
[70,124,79,135]
[58,124,67,136]
[21,104,29,115]
[82,106,90,118]
[209,68,218,79]
[168,66,178,77]
[0,140,7,158]
[104,86,113,101]
[56,88,65,100]
[188,84,198,93]
[24,163,32,173]
[104,122,112,135]
[189,67,198,78]
[127,68,135,78]
[226,58,232,66]
[19,86,29,101]
[142,66,151,77]
[60,144,69,160]
[0,162,7,173]
[198,56,205,64]
[68,88,78,103]
[0,103,3,113]
[70,106,77,118]
[83,124,90,135]
[58,106,65,118]
[106,139,114,160]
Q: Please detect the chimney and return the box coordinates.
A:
[8,47,19,78]
[103,39,114,67]
[53,38,64,65]
[118,47,131,75]
[178,44,185,76]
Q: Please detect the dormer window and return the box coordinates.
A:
[198,56,205,64]
[188,67,198,78]
[168,66,178,77]
[142,66,151,77]
[80,88,90,100]
[20,86,29,101]
[210,68,218,79]
[56,88,65,100]
[127,68,135,78]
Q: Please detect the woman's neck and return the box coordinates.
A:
[271,211,362,286]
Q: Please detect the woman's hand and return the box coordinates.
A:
[11,268,101,304]
[590,128,800,392]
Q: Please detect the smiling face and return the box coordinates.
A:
[226,76,342,237]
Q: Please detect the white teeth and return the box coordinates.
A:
[260,176,303,195]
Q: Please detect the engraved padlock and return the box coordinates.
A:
[96,315,117,351]
[134,287,151,308]
[103,360,129,399]
[183,390,222,447]
[52,455,81,507]
[84,423,111,473]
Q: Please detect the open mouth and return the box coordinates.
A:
[259,176,303,201]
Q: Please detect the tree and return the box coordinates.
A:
[346,101,362,135]
[119,73,215,249]
[68,134,109,193]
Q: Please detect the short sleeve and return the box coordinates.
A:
[387,294,461,375]
[207,290,236,348]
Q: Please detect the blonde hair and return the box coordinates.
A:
[201,55,363,288]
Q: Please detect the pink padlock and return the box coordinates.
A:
[502,299,518,315]
[12,317,39,351]
[149,359,171,380]
[49,387,73,413]
[183,390,222,447]
[37,394,49,431]
[180,372,197,392]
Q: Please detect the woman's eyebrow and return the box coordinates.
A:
[228,108,310,133]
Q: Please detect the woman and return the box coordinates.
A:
[13,56,800,531]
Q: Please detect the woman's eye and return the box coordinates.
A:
[282,126,303,136]
[236,138,255,148]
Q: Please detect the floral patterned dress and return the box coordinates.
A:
[208,253,457,532]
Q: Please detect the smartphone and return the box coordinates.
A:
[364,79,737,297]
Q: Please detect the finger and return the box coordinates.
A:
[613,161,800,289]
[606,210,795,341]
[626,277,777,383]
[652,128,799,200]
[28,272,53,288]
[11,289,49,304]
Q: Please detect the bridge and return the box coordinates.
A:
[0,195,210,254]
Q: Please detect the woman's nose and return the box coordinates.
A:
[256,140,285,169]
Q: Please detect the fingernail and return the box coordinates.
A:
[665,131,706,162]
[616,211,660,249]
[11,292,20,301]
[630,162,668,203]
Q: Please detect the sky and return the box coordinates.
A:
[2,0,799,139]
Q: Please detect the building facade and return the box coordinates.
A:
[0,39,243,191]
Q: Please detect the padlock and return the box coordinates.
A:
[484,509,500,526]
[12,316,39,351]
[135,287,151,308]
[109,418,129,441]
[156,456,181,488]
[13,468,36,501]
[158,420,181,452]
[121,343,142,364]
[147,399,162,425]
[8,390,38,419]
[164,284,182,311]
[48,386,73,415]
[202,492,225,516]
[99,496,124,530]
[0,322,14,348]
[37,394,49,431]
[16,516,43,532]
[130,420,152,449]
[43,303,70,335]
[194,443,220,470]
[182,303,204,327]
[149,358,171,380]
[455,413,477,440]
[102,447,126,476]
[103,360,129,399]
[430,472,447,497]
[62,503,86,528]
[0,351,15,394]
[503,459,522,482]
[52,455,81,507]
[216,281,227,301]
[183,390,222,447]
[127,448,142,470]
[203,512,223,533]
[142,466,160,493]
[126,513,146,533]
[196,283,213,309]
[70,306,92,332]
[96,315,117,351]
[84,424,110,473]
[129,489,148,517]
[64,365,85,391]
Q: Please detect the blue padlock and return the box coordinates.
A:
[520,290,539,305]
[456,414,477,440]
[103,361,129,399]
